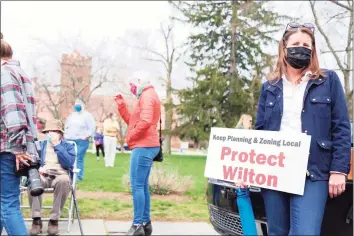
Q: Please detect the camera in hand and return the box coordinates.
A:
[16,156,44,197]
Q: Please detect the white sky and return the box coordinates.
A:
[1,1,352,98]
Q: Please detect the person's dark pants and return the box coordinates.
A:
[95,144,105,158]
[69,139,90,181]
[262,178,328,235]
[0,152,28,235]
[130,147,160,226]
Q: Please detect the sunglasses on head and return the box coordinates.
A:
[283,22,315,37]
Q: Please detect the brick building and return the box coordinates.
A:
[59,51,92,119]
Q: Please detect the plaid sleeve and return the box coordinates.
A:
[0,70,28,154]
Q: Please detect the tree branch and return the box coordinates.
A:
[321,49,352,54]
[135,45,168,62]
[310,0,346,72]
[158,76,168,83]
[329,0,351,11]
[325,10,350,23]
[86,68,112,102]
[142,57,169,71]
[40,82,66,119]
[332,68,353,72]
[161,23,173,64]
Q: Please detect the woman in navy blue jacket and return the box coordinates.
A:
[255,22,351,235]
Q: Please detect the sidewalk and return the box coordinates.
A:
[106,221,219,235]
[3,220,219,235]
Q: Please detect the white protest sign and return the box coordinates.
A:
[204,127,311,195]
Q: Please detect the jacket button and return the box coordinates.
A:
[319,79,322,81]
[322,143,325,146]
[304,130,308,133]
[312,98,316,101]
[311,175,314,178]
[327,98,330,102]
[270,102,273,105]
[302,109,305,112]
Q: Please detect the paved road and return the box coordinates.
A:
[2,220,220,235]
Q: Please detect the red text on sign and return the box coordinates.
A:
[222,166,278,187]
[220,147,286,167]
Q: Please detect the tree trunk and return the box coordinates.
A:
[345,7,353,120]
[230,0,238,76]
[311,0,353,120]
[344,72,353,120]
[164,70,173,154]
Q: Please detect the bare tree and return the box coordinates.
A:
[34,78,65,120]
[329,0,352,11]
[35,58,115,121]
[309,0,353,118]
[89,98,114,123]
[134,23,181,154]
[33,36,124,121]
[59,52,115,118]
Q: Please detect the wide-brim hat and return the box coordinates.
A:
[42,119,64,134]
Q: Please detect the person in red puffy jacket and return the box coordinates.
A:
[115,79,161,236]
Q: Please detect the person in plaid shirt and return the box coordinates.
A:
[1,33,36,235]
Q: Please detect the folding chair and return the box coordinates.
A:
[20,141,80,233]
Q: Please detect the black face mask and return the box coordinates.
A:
[286,46,312,69]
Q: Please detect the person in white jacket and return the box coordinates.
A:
[64,98,96,180]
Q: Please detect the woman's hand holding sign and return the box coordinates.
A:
[235,180,249,188]
[328,173,346,198]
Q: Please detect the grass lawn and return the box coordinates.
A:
[21,153,210,222]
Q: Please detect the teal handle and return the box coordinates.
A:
[235,188,258,235]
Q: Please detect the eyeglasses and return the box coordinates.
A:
[283,22,315,37]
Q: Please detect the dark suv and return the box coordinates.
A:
[206,147,353,236]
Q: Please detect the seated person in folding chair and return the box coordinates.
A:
[28,119,76,235]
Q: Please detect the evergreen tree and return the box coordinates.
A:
[171,0,288,144]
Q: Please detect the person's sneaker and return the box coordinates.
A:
[143,221,152,236]
[47,219,60,235]
[29,217,42,235]
[126,225,145,235]
[96,156,100,161]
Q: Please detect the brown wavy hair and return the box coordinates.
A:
[1,32,13,59]
[268,27,325,81]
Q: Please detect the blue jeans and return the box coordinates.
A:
[0,153,28,235]
[262,178,328,235]
[130,147,159,226]
[70,139,90,181]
